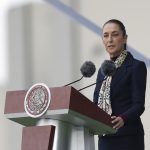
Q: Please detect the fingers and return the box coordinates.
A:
[111,116,119,124]
[111,116,116,119]
[111,116,124,130]
[113,121,122,129]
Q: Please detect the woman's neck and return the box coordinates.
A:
[110,49,125,61]
[110,55,119,61]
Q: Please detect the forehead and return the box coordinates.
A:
[103,23,121,34]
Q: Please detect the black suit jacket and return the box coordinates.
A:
[93,51,147,136]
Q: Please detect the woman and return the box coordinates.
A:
[93,19,147,150]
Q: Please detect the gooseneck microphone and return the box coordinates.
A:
[64,76,84,87]
[80,61,96,78]
[64,61,96,86]
[78,60,116,91]
[101,60,116,76]
[78,82,96,91]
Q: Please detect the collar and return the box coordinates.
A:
[121,51,133,67]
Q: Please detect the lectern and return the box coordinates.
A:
[4,86,116,150]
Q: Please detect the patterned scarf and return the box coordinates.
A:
[97,50,128,115]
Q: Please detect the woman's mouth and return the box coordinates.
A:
[108,45,115,48]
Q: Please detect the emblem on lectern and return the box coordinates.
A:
[24,83,51,118]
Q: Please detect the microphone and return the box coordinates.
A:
[78,60,116,91]
[101,60,116,76]
[78,82,96,91]
[80,61,96,78]
[64,61,96,86]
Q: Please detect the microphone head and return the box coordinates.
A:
[101,60,116,76]
[80,61,96,77]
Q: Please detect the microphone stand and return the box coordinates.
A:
[64,76,84,86]
[78,82,96,91]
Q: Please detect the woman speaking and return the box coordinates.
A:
[93,19,147,150]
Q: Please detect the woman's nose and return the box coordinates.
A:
[108,35,113,42]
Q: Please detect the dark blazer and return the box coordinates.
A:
[93,51,147,136]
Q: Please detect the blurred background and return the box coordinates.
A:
[0,0,150,150]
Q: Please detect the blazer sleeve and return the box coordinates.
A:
[121,61,147,122]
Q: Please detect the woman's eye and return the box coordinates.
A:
[112,33,119,37]
[103,34,108,38]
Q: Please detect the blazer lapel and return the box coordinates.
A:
[111,51,133,88]
[111,66,127,88]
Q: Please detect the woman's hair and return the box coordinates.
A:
[103,19,127,50]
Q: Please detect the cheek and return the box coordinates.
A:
[115,39,124,46]
[102,39,107,45]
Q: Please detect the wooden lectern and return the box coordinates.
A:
[4,86,116,150]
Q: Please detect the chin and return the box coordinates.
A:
[108,50,121,57]
[107,48,122,54]
[107,49,117,54]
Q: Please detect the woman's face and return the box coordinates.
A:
[102,23,127,58]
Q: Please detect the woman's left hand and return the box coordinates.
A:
[111,116,124,130]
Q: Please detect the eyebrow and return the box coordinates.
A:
[103,31,119,35]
